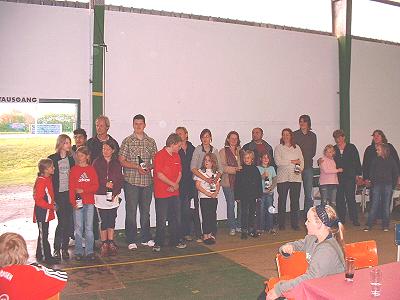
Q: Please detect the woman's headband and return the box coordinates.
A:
[316,205,339,228]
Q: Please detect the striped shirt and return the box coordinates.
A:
[119,132,158,187]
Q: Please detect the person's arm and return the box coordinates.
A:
[362,147,371,180]
[214,150,224,176]
[29,263,68,299]
[273,244,342,297]
[298,147,305,170]
[118,139,140,170]
[157,172,179,190]
[69,169,77,207]
[353,144,362,177]
[195,180,213,198]
[112,161,124,196]
[219,149,238,175]
[320,160,341,174]
[311,132,317,158]
[389,144,400,175]
[278,238,306,254]
[256,168,263,198]
[391,158,399,188]
[147,139,158,171]
[191,148,210,182]
[234,172,242,200]
[34,179,54,209]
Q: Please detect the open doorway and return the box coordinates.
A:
[0,99,80,243]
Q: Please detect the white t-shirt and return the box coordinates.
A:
[194,169,219,199]
[94,194,120,209]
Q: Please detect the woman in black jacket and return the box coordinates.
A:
[332,130,362,226]
[48,134,75,260]
[235,150,262,239]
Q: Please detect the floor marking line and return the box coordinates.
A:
[63,239,294,272]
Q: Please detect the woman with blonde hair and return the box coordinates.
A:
[266,205,345,299]
[48,134,75,260]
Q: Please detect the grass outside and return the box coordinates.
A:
[0,136,56,187]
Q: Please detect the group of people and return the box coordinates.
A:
[31,113,400,263]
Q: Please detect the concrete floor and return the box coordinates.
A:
[22,213,398,299]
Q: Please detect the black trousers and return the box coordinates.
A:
[36,221,51,260]
[240,198,256,232]
[54,191,73,251]
[277,182,301,228]
[155,196,180,247]
[336,177,358,224]
[200,198,217,235]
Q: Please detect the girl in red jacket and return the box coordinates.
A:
[69,146,99,261]
[33,158,57,264]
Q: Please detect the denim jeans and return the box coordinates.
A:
[223,187,241,230]
[367,183,393,229]
[319,184,337,206]
[154,196,180,246]
[74,204,94,256]
[302,168,314,214]
[124,182,153,244]
[259,192,274,231]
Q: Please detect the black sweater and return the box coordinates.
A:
[234,165,263,201]
[362,142,400,180]
[48,152,75,195]
[370,156,399,188]
[333,143,362,179]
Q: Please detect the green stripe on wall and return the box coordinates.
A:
[92,2,105,135]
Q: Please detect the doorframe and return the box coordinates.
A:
[38,98,81,129]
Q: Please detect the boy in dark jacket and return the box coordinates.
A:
[235,150,263,239]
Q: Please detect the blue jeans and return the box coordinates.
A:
[223,187,240,230]
[319,184,337,206]
[367,183,393,229]
[302,168,314,214]
[74,204,94,256]
[124,182,153,244]
[154,196,180,246]
[259,192,274,231]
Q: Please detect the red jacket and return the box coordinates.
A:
[69,165,99,207]
[33,176,55,223]
[0,263,67,300]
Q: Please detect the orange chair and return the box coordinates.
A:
[344,240,378,269]
[47,293,60,300]
[266,251,308,291]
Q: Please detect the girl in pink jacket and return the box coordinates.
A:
[319,145,343,205]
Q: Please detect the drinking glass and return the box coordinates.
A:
[345,257,355,282]
[370,268,382,297]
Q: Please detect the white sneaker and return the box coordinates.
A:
[229,229,236,236]
[128,243,138,250]
[141,240,155,247]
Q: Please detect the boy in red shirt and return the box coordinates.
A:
[153,133,185,252]
[0,232,67,300]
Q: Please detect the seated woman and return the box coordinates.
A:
[266,205,345,300]
[0,232,68,300]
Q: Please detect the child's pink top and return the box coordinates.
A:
[319,156,339,185]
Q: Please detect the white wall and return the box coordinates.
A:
[0,2,92,130]
[0,2,342,230]
[104,11,340,228]
[350,39,400,159]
